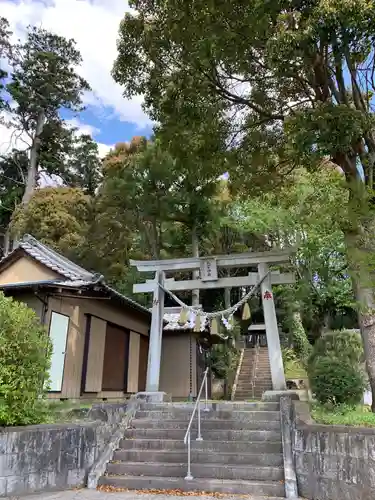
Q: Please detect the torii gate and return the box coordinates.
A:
[131,249,295,394]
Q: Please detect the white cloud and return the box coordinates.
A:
[65,118,113,158]
[0,113,30,156]
[1,0,151,127]
[65,118,100,138]
[97,142,113,158]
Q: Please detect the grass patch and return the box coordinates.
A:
[284,358,307,380]
[45,400,95,423]
[312,403,375,427]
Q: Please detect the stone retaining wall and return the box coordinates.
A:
[0,402,129,497]
[293,401,375,500]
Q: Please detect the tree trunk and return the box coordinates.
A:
[223,281,231,399]
[192,222,199,307]
[3,226,11,257]
[22,110,45,205]
[345,230,375,411]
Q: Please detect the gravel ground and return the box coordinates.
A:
[4,489,277,500]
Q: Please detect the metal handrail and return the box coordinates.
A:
[183,367,209,480]
[251,337,260,400]
[231,347,245,401]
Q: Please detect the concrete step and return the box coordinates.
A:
[135,409,279,420]
[124,428,282,441]
[237,382,272,386]
[107,462,284,482]
[113,449,284,467]
[132,419,281,431]
[234,391,270,395]
[240,368,271,373]
[236,386,271,391]
[99,475,285,497]
[235,387,271,392]
[119,438,283,454]
[140,402,279,411]
[238,382,272,386]
[135,410,280,421]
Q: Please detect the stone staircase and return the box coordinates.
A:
[99,401,285,498]
[235,347,273,400]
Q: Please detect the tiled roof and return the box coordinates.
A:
[0,234,151,317]
[163,312,208,331]
[16,235,98,281]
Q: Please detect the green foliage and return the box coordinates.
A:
[66,134,102,195]
[232,167,356,339]
[7,26,90,118]
[312,404,375,428]
[2,23,91,204]
[282,347,307,379]
[308,356,367,407]
[113,4,375,401]
[0,293,52,426]
[209,320,241,380]
[10,187,92,263]
[309,330,364,366]
[0,17,10,110]
[288,312,312,363]
[308,330,366,407]
[0,151,28,255]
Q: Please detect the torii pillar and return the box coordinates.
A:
[146,270,165,392]
[259,263,286,390]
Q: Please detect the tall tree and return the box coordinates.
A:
[6,26,90,204]
[10,187,91,263]
[0,150,28,256]
[113,0,375,409]
[66,134,102,196]
[234,166,355,338]
[0,17,11,111]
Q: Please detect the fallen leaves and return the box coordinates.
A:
[97,485,248,497]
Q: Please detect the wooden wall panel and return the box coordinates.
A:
[61,304,85,398]
[46,297,85,399]
[127,332,140,393]
[159,333,197,398]
[85,316,106,392]
[102,324,129,391]
[138,334,149,392]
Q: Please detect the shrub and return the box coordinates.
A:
[309,329,363,366]
[308,356,367,406]
[282,347,297,364]
[0,293,52,426]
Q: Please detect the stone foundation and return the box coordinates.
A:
[293,402,375,500]
[0,402,128,497]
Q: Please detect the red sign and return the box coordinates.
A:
[263,291,273,300]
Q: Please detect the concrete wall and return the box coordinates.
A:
[293,401,375,500]
[0,403,128,497]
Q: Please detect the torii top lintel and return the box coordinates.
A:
[130,248,295,274]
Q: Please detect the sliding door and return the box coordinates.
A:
[48,312,69,392]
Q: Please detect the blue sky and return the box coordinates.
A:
[0,0,154,157]
[61,108,154,148]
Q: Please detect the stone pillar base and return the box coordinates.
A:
[136,391,171,403]
[262,390,301,402]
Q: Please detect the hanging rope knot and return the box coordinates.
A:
[159,271,270,332]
